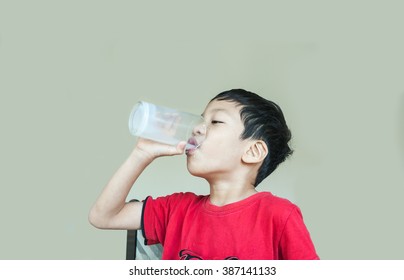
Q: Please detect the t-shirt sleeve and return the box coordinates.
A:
[278,206,319,260]
[141,192,194,246]
[141,195,168,246]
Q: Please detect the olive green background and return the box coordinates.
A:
[1,0,403,259]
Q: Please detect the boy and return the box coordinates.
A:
[89,89,319,260]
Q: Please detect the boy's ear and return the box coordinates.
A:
[242,140,268,164]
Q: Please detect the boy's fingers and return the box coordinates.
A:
[136,138,187,157]
[176,141,187,154]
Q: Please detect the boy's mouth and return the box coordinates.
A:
[185,137,201,155]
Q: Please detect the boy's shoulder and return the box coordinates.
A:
[146,192,207,209]
[257,191,295,206]
[162,191,207,201]
[253,192,299,216]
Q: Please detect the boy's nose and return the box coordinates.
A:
[193,122,207,135]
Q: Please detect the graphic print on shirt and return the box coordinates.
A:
[179,249,238,260]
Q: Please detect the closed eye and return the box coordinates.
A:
[211,120,224,124]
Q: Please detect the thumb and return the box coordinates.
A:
[174,141,187,154]
[160,141,187,156]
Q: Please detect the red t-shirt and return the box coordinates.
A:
[142,191,319,260]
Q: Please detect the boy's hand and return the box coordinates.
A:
[134,137,186,161]
[89,137,185,230]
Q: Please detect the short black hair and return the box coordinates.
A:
[211,89,293,186]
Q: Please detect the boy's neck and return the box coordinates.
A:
[208,182,257,206]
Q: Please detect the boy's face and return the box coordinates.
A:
[186,99,252,181]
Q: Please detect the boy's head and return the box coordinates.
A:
[210,89,293,186]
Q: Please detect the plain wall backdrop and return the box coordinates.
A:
[1,0,403,259]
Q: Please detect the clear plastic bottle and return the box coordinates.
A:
[129,101,206,150]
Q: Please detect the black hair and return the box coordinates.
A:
[211,89,293,186]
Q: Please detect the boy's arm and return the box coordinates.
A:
[88,138,186,230]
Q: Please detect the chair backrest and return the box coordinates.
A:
[125,199,163,260]
[126,229,163,260]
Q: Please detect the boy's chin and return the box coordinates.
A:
[186,165,207,178]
